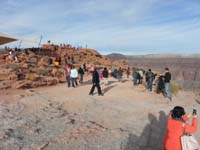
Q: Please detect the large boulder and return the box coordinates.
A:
[8,74,18,81]
[0,81,12,89]
[0,68,13,81]
[13,80,33,89]
[43,77,58,86]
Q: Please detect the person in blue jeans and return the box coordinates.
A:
[164,68,172,101]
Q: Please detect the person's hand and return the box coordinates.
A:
[187,112,193,118]
[193,115,197,118]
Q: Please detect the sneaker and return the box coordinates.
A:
[89,93,93,96]
[98,93,104,96]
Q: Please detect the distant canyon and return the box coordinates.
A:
[106,53,200,90]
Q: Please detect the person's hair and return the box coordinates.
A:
[149,69,151,72]
[165,68,169,71]
[171,106,185,119]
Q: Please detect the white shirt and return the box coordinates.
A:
[70,69,78,78]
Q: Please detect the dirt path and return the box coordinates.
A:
[0,77,199,150]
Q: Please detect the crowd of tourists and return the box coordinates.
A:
[64,64,86,88]
[63,63,173,100]
[144,68,172,101]
[130,67,172,101]
[64,63,200,149]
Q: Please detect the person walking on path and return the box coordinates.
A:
[102,67,109,85]
[89,68,103,96]
[138,69,144,84]
[156,74,165,95]
[164,68,172,101]
[70,66,78,88]
[117,67,123,82]
[164,106,198,150]
[146,69,154,92]
[78,66,84,83]
[132,68,138,85]
[126,67,130,79]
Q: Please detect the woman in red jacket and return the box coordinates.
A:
[164,106,198,150]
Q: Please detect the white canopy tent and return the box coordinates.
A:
[0,32,41,46]
[0,32,17,45]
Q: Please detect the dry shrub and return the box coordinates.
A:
[170,81,181,95]
[26,73,40,81]
[38,57,48,66]
[6,63,20,71]
[94,61,101,66]
[30,57,38,64]
[37,67,50,76]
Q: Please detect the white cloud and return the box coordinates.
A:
[1,0,200,54]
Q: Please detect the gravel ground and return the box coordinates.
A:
[0,77,199,150]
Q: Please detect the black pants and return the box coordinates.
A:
[89,83,102,95]
[66,76,71,87]
[79,74,83,83]
[71,78,78,87]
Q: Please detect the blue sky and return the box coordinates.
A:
[1,0,200,55]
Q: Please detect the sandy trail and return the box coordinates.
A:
[0,77,199,150]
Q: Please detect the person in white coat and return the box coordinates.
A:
[70,66,78,88]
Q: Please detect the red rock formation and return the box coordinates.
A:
[0,45,128,89]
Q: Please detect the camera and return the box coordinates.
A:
[193,109,197,115]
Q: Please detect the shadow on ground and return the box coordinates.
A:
[80,79,92,86]
[122,111,168,150]
[195,99,200,104]
[107,80,118,85]
[102,85,117,94]
[121,79,129,83]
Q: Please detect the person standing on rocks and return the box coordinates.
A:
[164,68,172,101]
[70,66,78,88]
[89,68,103,96]
[58,56,62,65]
[146,69,154,92]
[64,55,68,65]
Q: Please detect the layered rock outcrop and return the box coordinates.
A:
[0,46,128,89]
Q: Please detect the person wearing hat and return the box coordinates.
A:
[164,106,198,150]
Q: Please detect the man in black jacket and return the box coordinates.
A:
[102,67,109,85]
[89,68,103,96]
[146,69,154,92]
[78,66,84,83]
[164,68,172,101]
